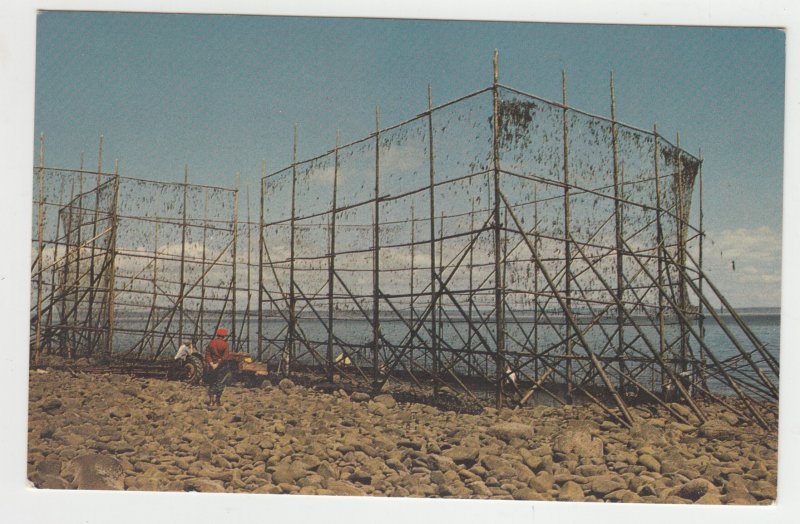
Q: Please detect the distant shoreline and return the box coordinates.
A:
[112,307,782,321]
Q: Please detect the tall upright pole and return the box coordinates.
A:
[438,211,444,368]
[676,133,688,376]
[35,133,45,365]
[427,84,439,400]
[562,71,574,402]
[71,154,85,358]
[653,125,667,393]
[199,189,208,347]
[246,188,252,354]
[409,205,416,375]
[502,207,509,389]
[492,49,506,409]
[327,131,340,382]
[533,186,539,381]
[610,72,626,389]
[67,152,84,358]
[232,173,240,351]
[372,108,381,386]
[86,136,103,355]
[60,178,75,355]
[105,162,120,356]
[150,196,160,353]
[258,163,266,360]
[698,150,706,389]
[288,126,298,375]
[178,165,188,349]
[467,200,475,377]
[45,176,65,355]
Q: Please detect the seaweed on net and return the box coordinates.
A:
[31,80,777,425]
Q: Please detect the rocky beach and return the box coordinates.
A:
[27,368,777,504]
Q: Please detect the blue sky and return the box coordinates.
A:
[33,12,785,306]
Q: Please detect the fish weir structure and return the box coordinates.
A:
[30,148,250,363]
[31,53,778,430]
[257,53,778,429]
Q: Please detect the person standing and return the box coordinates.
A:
[205,327,233,408]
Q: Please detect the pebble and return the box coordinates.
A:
[26,368,776,505]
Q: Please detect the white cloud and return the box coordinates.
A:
[700,226,782,308]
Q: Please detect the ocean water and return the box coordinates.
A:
[111,311,779,397]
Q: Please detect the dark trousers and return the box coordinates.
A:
[208,360,234,396]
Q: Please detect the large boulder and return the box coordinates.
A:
[675,478,715,501]
[558,480,585,502]
[487,422,534,443]
[529,471,554,492]
[372,394,396,408]
[271,461,310,484]
[660,448,690,474]
[35,459,63,477]
[350,392,371,403]
[552,427,603,459]
[428,454,458,472]
[630,420,668,446]
[66,454,124,490]
[443,446,480,466]
[589,475,627,497]
[29,472,68,490]
[637,453,661,473]
[698,420,740,440]
[278,378,295,392]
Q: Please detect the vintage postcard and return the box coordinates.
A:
[7,2,794,523]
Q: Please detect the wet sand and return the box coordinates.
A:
[27,368,777,503]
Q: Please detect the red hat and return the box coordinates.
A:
[216,327,228,337]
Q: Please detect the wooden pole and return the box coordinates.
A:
[468,200,475,377]
[288,126,298,375]
[653,125,667,394]
[71,155,85,357]
[327,132,340,382]
[372,108,381,386]
[610,72,626,390]
[233,173,240,350]
[34,133,45,365]
[105,163,120,356]
[534,186,539,382]
[151,197,161,354]
[698,149,706,390]
[258,163,265,360]
[246,187,252,354]
[438,211,444,386]
[427,84,439,400]
[502,206,510,402]
[59,177,75,354]
[199,189,208,347]
[85,136,103,355]
[676,133,688,376]
[410,205,416,376]
[43,175,66,355]
[562,70,574,403]
[178,165,188,349]
[492,49,506,410]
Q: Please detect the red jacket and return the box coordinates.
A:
[205,337,232,366]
